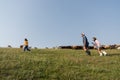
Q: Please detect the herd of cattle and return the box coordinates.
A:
[58,44,120,50]
[7,44,120,50]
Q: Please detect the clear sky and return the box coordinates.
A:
[0,0,120,48]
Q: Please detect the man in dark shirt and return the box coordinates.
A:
[81,33,91,56]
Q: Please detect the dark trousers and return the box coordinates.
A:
[86,50,91,56]
[85,44,91,55]
[24,46,30,51]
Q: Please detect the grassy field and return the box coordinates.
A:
[0,48,120,80]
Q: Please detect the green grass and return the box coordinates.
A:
[0,48,120,80]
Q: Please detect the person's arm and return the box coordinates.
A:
[23,41,25,46]
[83,36,87,50]
[83,36,86,46]
[92,42,95,45]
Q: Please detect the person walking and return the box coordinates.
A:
[23,38,31,51]
[81,33,91,56]
[92,37,107,56]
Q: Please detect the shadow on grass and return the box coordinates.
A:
[108,53,120,56]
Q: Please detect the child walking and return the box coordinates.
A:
[92,37,107,56]
[24,38,31,51]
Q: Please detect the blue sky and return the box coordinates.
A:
[0,0,120,48]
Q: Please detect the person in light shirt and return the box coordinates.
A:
[92,37,107,56]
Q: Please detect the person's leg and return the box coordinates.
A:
[86,49,91,55]
[24,46,27,51]
[98,48,103,56]
[26,46,31,51]
[85,45,91,56]
[102,50,107,56]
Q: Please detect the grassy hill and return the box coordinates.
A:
[0,48,120,80]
